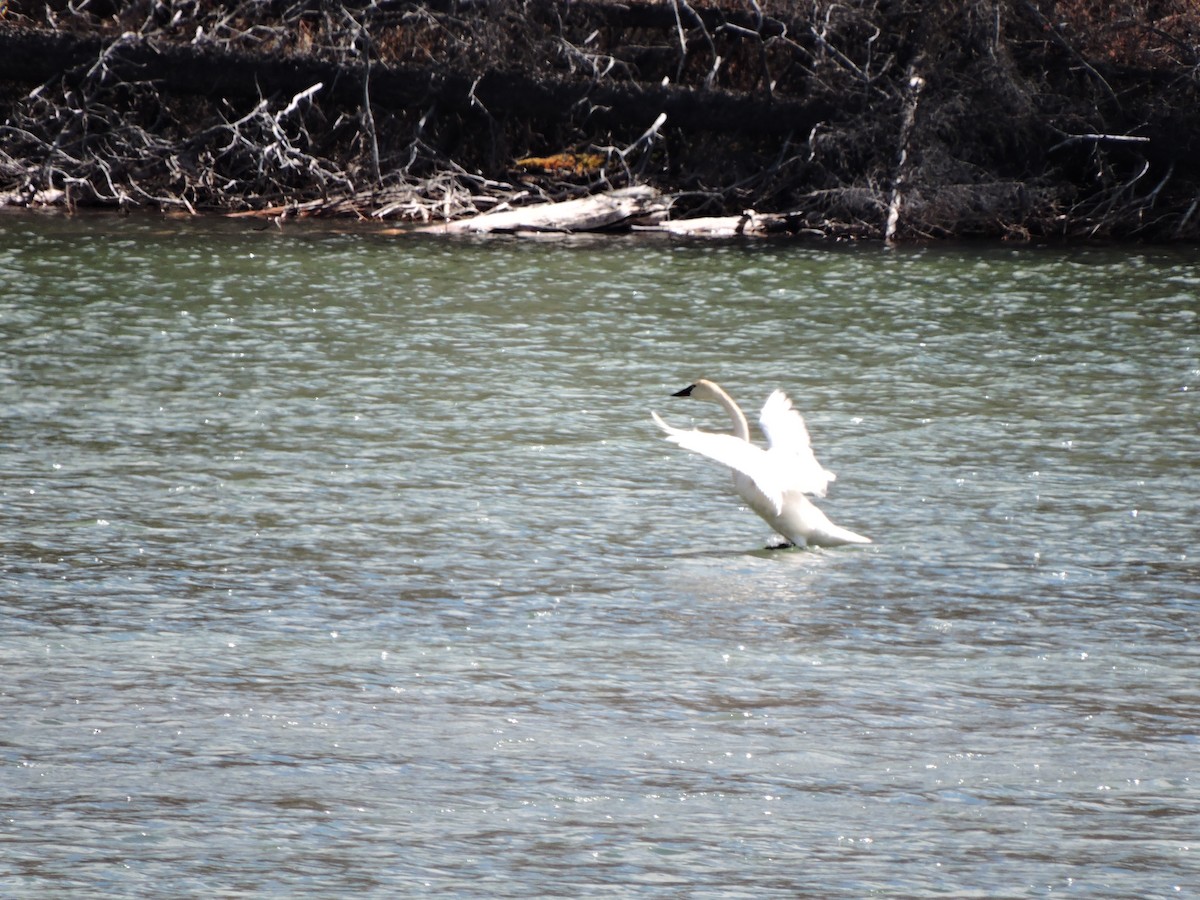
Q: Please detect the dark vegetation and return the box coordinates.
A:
[1,0,1198,239]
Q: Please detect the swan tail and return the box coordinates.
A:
[811,522,872,546]
[773,491,871,547]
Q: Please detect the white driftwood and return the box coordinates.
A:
[0,187,67,207]
[639,210,786,236]
[423,185,668,234]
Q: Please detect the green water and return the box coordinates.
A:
[1,213,1198,897]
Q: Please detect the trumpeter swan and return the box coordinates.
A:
[652,379,871,548]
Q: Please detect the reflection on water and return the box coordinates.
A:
[1,214,1197,896]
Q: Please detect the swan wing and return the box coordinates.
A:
[652,411,786,513]
[758,390,837,497]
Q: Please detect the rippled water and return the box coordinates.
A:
[2,213,1198,896]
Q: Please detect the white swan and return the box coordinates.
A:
[652,379,871,548]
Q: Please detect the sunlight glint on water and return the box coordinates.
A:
[1,215,1197,897]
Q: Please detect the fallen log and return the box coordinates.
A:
[635,210,792,236]
[421,186,670,234]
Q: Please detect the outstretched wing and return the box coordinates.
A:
[651,411,785,513]
[758,390,836,497]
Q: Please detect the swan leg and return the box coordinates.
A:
[764,538,796,551]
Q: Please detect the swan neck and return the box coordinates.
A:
[711,384,751,442]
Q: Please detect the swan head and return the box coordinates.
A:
[671,379,723,402]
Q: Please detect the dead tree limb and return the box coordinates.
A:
[884,69,924,244]
[422,184,670,234]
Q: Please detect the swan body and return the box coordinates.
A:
[652,379,871,548]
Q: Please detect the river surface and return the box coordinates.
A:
[1,213,1198,897]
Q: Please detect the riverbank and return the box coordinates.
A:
[2,1,1198,241]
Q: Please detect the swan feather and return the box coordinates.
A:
[757,389,837,498]
[652,410,787,514]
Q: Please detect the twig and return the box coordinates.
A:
[619,112,668,162]
[1048,132,1151,153]
[1018,0,1118,106]
[1174,197,1199,240]
[669,0,689,81]
[278,83,323,120]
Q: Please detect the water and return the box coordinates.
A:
[1,213,1197,897]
